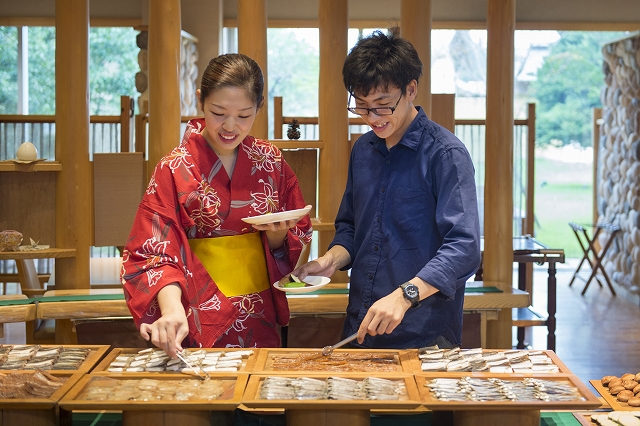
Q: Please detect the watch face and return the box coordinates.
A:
[405,285,419,298]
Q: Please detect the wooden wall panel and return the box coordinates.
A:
[0,172,56,245]
[93,153,144,247]
[430,93,455,133]
[282,149,317,218]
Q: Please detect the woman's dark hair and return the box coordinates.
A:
[342,27,423,97]
[199,53,264,109]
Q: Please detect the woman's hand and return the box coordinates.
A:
[251,205,312,250]
[139,284,189,358]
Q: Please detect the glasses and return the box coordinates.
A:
[347,93,402,116]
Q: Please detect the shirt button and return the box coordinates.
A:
[373,245,378,251]
[381,187,385,193]
[368,274,373,280]
[364,303,370,309]
[386,160,390,164]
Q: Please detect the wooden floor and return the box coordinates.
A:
[2,260,640,385]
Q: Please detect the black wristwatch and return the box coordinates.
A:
[400,282,420,308]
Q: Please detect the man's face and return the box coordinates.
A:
[352,82,417,148]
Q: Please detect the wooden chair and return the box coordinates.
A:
[15,258,56,344]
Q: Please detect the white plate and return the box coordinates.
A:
[241,205,312,225]
[273,275,331,293]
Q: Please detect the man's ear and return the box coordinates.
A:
[406,80,418,101]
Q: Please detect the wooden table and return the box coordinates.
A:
[38,281,529,348]
[0,294,37,338]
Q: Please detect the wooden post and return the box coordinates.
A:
[147,0,182,183]
[238,0,268,140]
[274,96,284,139]
[54,0,91,294]
[318,0,349,283]
[524,103,536,296]
[484,0,515,349]
[592,108,602,226]
[120,96,132,153]
[401,0,432,117]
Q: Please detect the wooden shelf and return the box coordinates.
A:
[310,218,334,231]
[270,140,324,149]
[0,248,76,260]
[0,160,62,172]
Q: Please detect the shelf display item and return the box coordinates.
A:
[591,371,640,411]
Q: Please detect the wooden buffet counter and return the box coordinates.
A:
[0,294,37,338]
[0,343,610,426]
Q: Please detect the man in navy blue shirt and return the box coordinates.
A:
[294,28,481,349]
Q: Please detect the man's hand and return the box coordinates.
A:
[356,288,410,344]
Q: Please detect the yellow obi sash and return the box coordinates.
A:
[188,233,269,297]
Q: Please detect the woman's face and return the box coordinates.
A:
[199,86,257,156]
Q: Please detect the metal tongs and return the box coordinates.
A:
[321,332,358,356]
[176,350,210,381]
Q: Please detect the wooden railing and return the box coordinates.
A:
[0,96,133,161]
[272,96,536,238]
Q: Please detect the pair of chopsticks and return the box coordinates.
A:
[176,351,210,380]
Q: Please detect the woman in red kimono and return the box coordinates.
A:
[121,54,312,357]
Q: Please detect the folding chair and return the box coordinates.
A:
[568,222,619,296]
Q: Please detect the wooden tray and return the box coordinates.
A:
[0,344,109,373]
[254,348,412,374]
[406,349,573,374]
[59,373,248,411]
[0,371,83,409]
[242,373,421,410]
[590,380,640,411]
[415,373,602,411]
[91,347,258,375]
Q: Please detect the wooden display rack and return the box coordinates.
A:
[254,348,414,374]
[91,347,258,375]
[0,371,83,426]
[242,373,421,426]
[59,373,249,426]
[590,380,640,411]
[415,373,602,426]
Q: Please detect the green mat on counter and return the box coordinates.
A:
[0,297,37,306]
[298,286,502,296]
[70,411,581,426]
[36,293,125,302]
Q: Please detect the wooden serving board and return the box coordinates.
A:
[0,371,83,410]
[254,348,412,374]
[406,349,573,375]
[415,373,602,411]
[59,373,248,411]
[0,344,109,373]
[590,380,640,411]
[241,373,421,410]
[91,347,258,375]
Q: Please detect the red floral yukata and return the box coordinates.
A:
[121,118,312,348]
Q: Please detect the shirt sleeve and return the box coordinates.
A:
[328,147,356,269]
[121,162,193,327]
[416,145,482,298]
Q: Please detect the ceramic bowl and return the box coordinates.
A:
[0,230,23,252]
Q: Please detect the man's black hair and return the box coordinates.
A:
[342,27,423,97]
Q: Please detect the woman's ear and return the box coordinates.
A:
[196,89,203,111]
